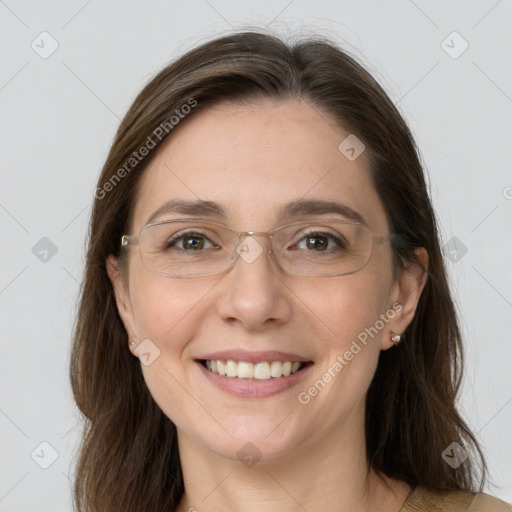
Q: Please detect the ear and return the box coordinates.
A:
[106,254,138,353]
[381,247,429,350]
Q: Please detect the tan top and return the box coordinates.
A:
[399,485,512,511]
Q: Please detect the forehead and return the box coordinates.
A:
[130,99,388,233]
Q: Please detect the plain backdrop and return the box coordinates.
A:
[1,1,511,510]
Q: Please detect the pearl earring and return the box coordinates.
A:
[391,333,401,346]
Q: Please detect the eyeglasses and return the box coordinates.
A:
[120,218,394,278]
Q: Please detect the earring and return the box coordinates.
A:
[129,330,137,347]
[391,333,401,346]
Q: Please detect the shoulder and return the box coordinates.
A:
[400,485,512,512]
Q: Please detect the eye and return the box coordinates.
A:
[165,231,217,251]
[292,230,347,252]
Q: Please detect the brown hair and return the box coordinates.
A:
[70,30,488,511]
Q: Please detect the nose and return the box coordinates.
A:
[215,234,292,331]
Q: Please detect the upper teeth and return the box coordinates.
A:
[205,360,303,380]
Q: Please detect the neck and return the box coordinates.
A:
[175,417,410,512]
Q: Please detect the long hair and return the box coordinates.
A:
[70,30,487,511]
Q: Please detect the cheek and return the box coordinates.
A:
[298,267,392,349]
[129,271,214,344]
[298,267,391,376]
[128,276,216,427]
[294,272,392,420]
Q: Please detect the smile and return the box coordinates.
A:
[201,359,306,380]
[195,350,314,398]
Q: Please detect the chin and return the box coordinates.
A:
[175,412,310,465]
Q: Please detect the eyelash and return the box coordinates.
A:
[166,231,218,250]
[292,231,347,251]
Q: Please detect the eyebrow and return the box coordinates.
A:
[145,198,367,226]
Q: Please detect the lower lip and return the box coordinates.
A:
[196,361,313,399]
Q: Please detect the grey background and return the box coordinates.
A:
[1,1,511,510]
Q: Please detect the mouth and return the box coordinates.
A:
[194,350,314,398]
[195,358,314,398]
[198,359,313,380]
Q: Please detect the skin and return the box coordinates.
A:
[107,99,428,512]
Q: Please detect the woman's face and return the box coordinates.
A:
[108,99,423,463]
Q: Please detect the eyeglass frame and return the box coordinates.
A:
[120,217,397,278]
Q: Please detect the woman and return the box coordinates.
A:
[70,31,512,511]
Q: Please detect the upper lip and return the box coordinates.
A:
[197,350,313,364]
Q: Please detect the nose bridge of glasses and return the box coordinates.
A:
[236,231,274,255]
